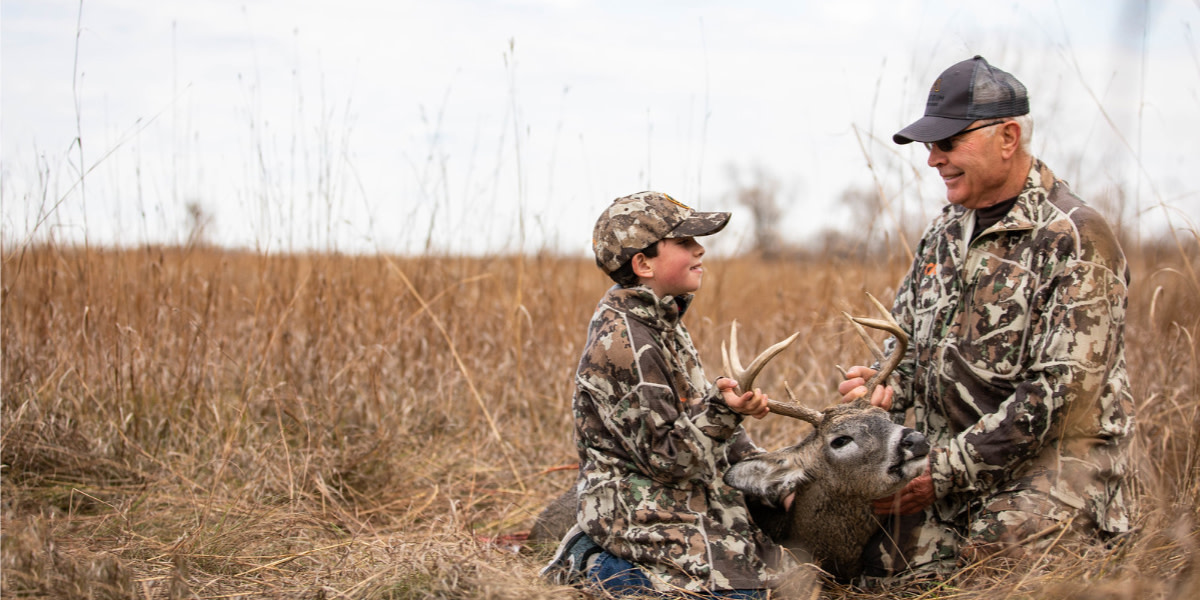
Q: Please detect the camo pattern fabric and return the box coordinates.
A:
[573,284,779,593]
[873,158,1135,576]
[865,466,1104,579]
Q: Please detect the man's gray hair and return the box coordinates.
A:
[982,114,1033,153]
[1011,114,1033,152]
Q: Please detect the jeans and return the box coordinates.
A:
[587,551,769,599]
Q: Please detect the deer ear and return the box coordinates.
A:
[725,454,811,507]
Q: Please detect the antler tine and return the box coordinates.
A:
[721,320,818,424]
[722,320,800,393]
[744,332,802,391]
[864,291,892,320]
[721,321,745,380]
[844,292,909,398]
[842,311,886,365]
[765,380,824,425]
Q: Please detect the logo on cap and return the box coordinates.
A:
[662,193,690,210]
[932,78,941,93]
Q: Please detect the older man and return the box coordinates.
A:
[839,56,1135,579]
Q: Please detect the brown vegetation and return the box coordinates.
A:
[2,241,1197,598]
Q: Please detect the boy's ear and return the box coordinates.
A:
[631,252,654,279]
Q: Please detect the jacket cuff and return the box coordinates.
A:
[695,379,743,440]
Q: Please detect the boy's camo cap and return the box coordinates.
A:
[592,191,730,275]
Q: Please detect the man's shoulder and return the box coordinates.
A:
[1037,175,1127,271]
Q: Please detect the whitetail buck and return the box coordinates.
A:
[722,295,929,579]
[532,294,928,581]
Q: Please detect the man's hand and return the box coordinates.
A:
[717,378,769,419]
[872,466,935,515]
[837,365,894,410]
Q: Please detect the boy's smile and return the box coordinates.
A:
[642,237,705,298]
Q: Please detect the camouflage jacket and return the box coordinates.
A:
[573,285,779,592]
[886,158,1135,533]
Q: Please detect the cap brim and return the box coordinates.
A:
[668,211,730,238]
[893,116,974,144]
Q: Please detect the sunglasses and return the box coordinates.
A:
[923,120,1008,153]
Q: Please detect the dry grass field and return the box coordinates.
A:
[2,239,1198,599]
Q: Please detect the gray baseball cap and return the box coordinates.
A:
[592,191,730,275]
[894,55,1029,144]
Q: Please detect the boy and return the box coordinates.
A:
[548,191,781,597]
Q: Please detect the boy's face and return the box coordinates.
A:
[641,237,706,297]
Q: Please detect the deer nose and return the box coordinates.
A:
[901,428,930,457]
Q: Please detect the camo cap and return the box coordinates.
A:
[592,191,730,275]
[894,55,1029,144]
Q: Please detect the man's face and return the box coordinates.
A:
[924,120,1011,209]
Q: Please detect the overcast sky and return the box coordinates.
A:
[2,0,1197,255]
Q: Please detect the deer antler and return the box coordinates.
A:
[841,292,908,402]
[721,320,800,393]
[773,380,824,426]
[721,321,814,421]
[719,296,907,425]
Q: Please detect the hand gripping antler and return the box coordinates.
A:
[776,293,908,424]
[840,292,909,403]
[721,321,800,393]
[721,322,822,422]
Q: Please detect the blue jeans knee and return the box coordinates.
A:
[588,551,659,596]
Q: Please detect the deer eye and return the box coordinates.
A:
[830,436,853,449]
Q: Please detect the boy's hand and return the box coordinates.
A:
[717,378,769,419]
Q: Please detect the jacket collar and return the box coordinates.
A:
[947,157,1057,236]
[604,285,693,330]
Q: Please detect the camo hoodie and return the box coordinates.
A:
[885,158,1135,533]
[573,284,779,592]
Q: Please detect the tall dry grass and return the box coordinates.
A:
[1,239,1197,599]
